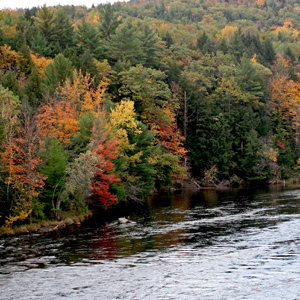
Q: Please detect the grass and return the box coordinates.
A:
[0,210,92,237]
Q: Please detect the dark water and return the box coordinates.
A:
[1,187,300,299]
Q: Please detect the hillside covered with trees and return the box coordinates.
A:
[1,0,300,230]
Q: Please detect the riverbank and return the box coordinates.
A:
[0,212,91,237]
[2,178,300,237]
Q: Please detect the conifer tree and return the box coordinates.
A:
[139,24,161,68]
[34,5,60,44]
[98,3,121,38]
[42,53,74,95]
[107,21,144,65]
[76,18,103,59]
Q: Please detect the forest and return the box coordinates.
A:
[1,0,300,231]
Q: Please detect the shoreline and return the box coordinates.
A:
[2,180,300,237]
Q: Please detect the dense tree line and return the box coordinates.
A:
[1,0,300,230]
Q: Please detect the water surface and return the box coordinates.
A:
[1,187,300,299]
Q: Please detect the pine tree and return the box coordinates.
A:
[139,24,161,68]
[29,31,53,57]
[42,53,74,95]
[229,30,245,61]
[0,69,21,98]
[55,10,76,51]
[98,3,121,38]
[25,68,43,106]
[262,38,276,65]
[34,5,60,44]
[235,54,264,104]
[76,18,104,59]
[107,21,145,65]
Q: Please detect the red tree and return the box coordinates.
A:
[91,117,120,208]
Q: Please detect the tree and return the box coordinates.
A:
[25,68,43,105]
[107,21,144,65]
[0,101,45,224]
[55,69,110,116]
[91,116,120,208]
[110,101,157,200]
[39,138,68,219]
[114,122,157,200]
[34,5,60,44]
[235,54,264,108]
[62,150,100,212]
[42,53,74,95]
[0,69,21,98]
[76,18,104,59]
[55,10,76,51]
[29,31,53,57]
[262,38,276,65]
[119,64,171,129]
[110,100,141,151]
[0,45,18,71]
[268,72,300,144]
[0,85,21,208]
[30,52,53,76]
[17,42,33,75]
[98,3,121,38]
[139,24,161,68]
[0,84,20,147]
[228,30,245,61]
[36,99,79,145]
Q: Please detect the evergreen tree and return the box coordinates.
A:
[235,54,264,102]
[42,53,74,95]
[284,45,296,62]
[197,31,208,50]
[25,68,43,106]
[18,42,33,75]
[0,69,21,98]
[55,10,76,51]
[98,3,121,38]
[139,24,161,68]
[262,38,276,65]
[162,31,173,49]
[167,60,181,85]
[76,18,104,59]
[107,21,145,65]
[229,30,245,61]
[218,38,228,54]
[34,5,60,44]
[30,31,53,57]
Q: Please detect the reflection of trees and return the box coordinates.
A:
[88,224,118,260]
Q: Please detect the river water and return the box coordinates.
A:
[1,187,300,299]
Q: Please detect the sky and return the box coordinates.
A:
[0,0,117,10]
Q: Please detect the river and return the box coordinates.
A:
[1,186,300,299]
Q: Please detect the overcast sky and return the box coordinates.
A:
[0,0,117,10]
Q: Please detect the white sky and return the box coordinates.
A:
[0,0,117,10]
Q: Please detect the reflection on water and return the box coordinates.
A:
[1,187,300,299]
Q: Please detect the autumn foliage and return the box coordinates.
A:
[36,100,79,144]
[91,118,120,208]
[5,0,300,228]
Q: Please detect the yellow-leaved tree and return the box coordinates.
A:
[268,72,300,143]
[110,100,141,151]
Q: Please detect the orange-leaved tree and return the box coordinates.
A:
[30,52,53,77]
[0,102,46,227]
[55,69,110,116]
[36,99,79,144]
